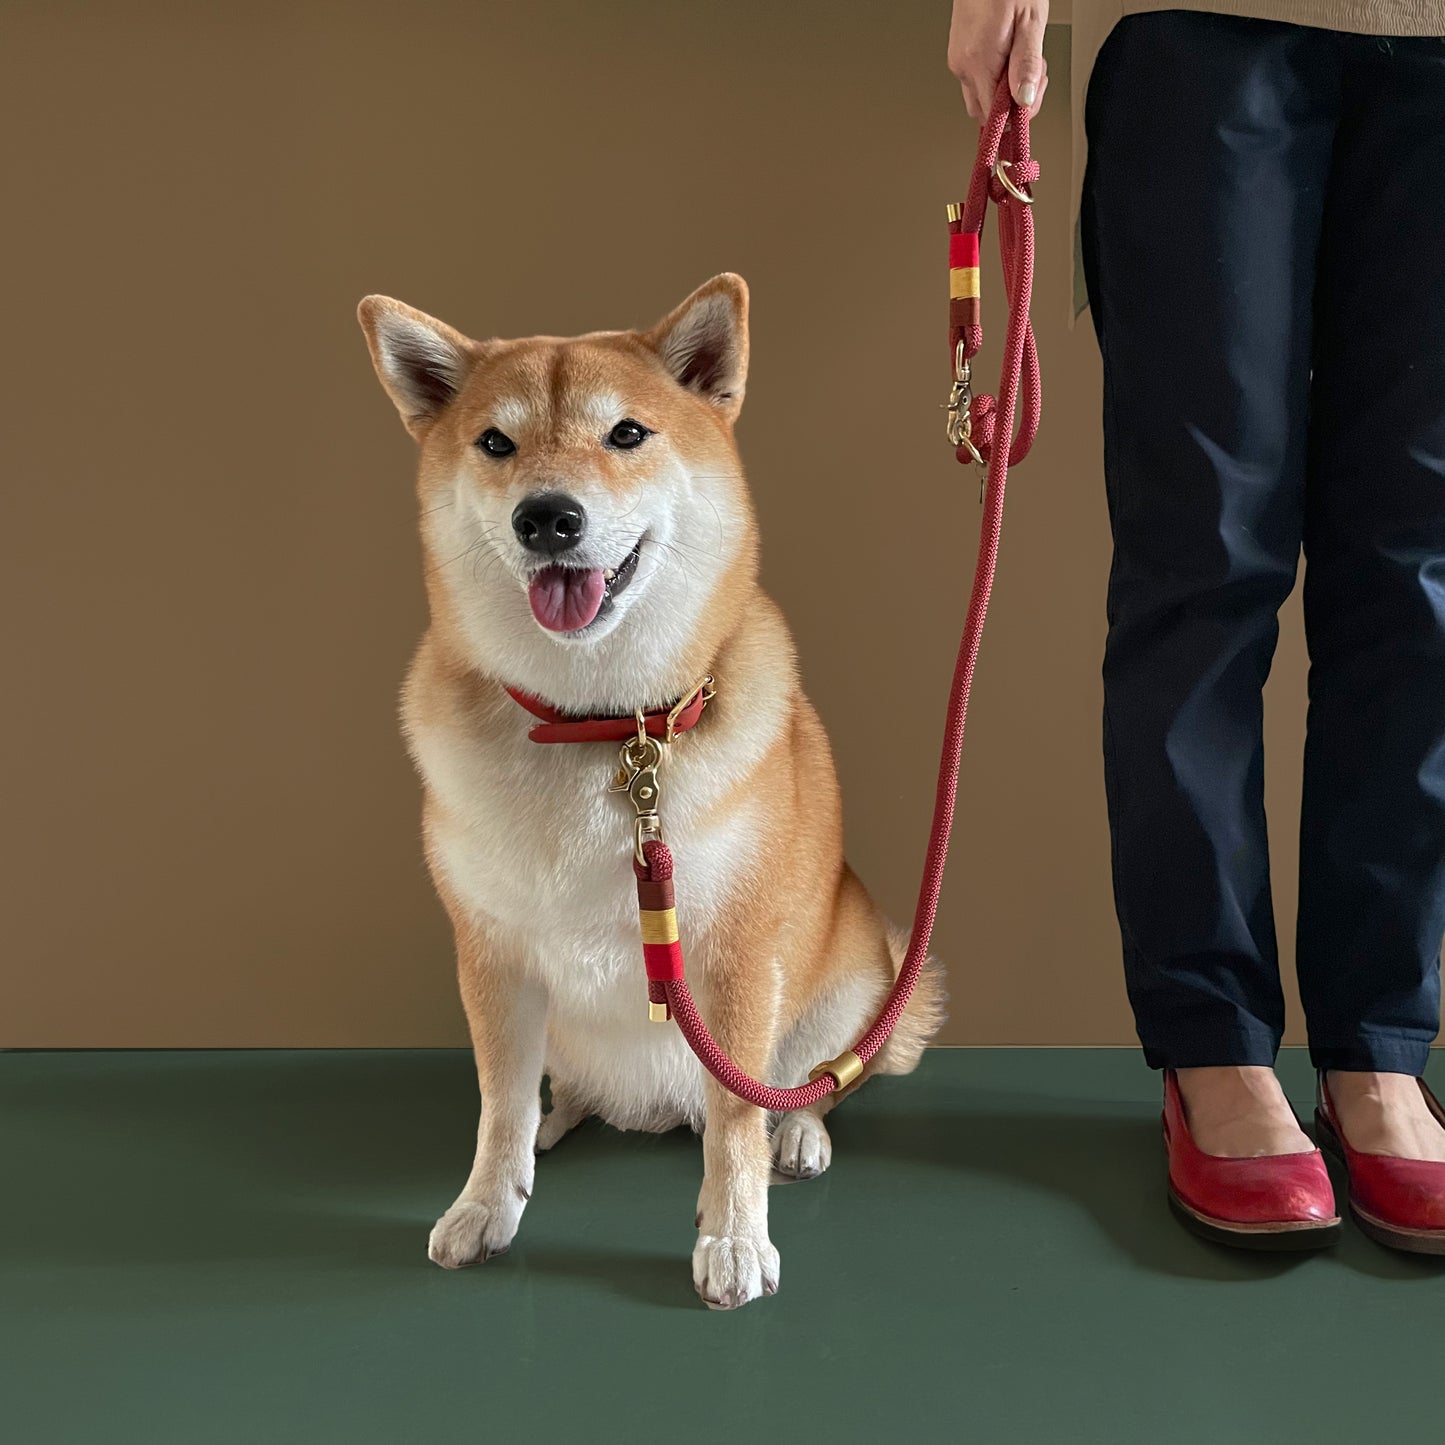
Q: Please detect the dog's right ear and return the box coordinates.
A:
[357,296,476,440]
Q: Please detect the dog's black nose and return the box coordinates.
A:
[511,493,587,556]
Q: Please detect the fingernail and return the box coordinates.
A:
[1017,81,1037,107]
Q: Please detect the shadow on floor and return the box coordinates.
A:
[2,1052,471,1278]
[5,1050,1440,1296]
[3,1050,704,1307]
[835,1079,1445,1284]
[837,1095,1307,1282]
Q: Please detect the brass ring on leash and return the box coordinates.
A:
[993,159,1034,205]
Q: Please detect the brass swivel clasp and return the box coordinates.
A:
[611,727,666,866]
[944,343,986,465]
[609,675,716,864]
[944,343,973,450]
[944,341,987,502]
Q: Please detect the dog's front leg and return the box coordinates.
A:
[693,983,781,1309]
[428,919,547,1269]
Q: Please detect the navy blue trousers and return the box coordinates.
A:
[1081,13,1445,1073]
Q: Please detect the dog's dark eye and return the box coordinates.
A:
[477,427,516,458]
[607,419,650,450]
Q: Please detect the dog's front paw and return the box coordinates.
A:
[692,1229,780,1310]
[427,1194,525,1269]
[771,1111,832,1180]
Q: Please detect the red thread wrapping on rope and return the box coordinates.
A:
[642,78,1039,1111]
[949,231,980,270]
[642,940,684,982]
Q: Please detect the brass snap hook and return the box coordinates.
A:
[944,345,974,449]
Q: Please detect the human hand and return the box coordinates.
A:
[947,0,1049,121]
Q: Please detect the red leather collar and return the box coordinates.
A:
[505,677,714,744]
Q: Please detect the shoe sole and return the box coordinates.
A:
[1315,1115,1445,1257]
[1348,1203,1445,1255]
[1167,1188,1342,1251]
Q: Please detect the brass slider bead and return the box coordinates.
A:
[808,1050,864,1090]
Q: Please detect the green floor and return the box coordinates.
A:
[3,1049,1442,1444]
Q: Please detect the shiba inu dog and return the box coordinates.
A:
[358,275,944,1309]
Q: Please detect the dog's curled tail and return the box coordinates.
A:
[868,924,948,1077]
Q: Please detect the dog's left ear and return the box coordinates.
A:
[644,274,749,421]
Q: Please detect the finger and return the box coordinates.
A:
[959,78,983,121]
[1008,7,1047,110]
[1027,69,1049,119]
[971,71,1000,121]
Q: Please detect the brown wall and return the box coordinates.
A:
[1,3,1372,1048]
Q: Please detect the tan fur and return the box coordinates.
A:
[359,275,944,1308]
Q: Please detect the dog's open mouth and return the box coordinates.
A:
[527,538,644,633]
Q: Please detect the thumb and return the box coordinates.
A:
[1008,10,1046,109]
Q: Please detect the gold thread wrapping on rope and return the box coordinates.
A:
[638,907,680,945]
[949,267,981,300]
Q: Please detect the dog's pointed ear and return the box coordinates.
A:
[643,274,749,420]
[357,296,476,439]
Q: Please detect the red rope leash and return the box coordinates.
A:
[635,79,1040,1111]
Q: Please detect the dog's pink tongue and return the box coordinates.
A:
[528,566,606,632]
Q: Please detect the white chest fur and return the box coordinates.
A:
[411,703,775,1129]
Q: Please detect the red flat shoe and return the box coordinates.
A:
[1315,1075,1445,1256]
[1163,1070,1341,1250]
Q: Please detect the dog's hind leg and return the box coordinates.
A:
[767,1007,842,1180]
[770,1103,835,1180]
[535,1083,589,1152]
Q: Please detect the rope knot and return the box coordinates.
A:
[965,393,997,461]
[988,158,1040,205]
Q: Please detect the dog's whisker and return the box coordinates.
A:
[646,538,706,601]
[701,492,727,553]
[659,535,724,562]
[428,537,489,576]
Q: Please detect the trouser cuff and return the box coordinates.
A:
[1139,1024,1281,1071]
[1308,1036,1434,1075]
